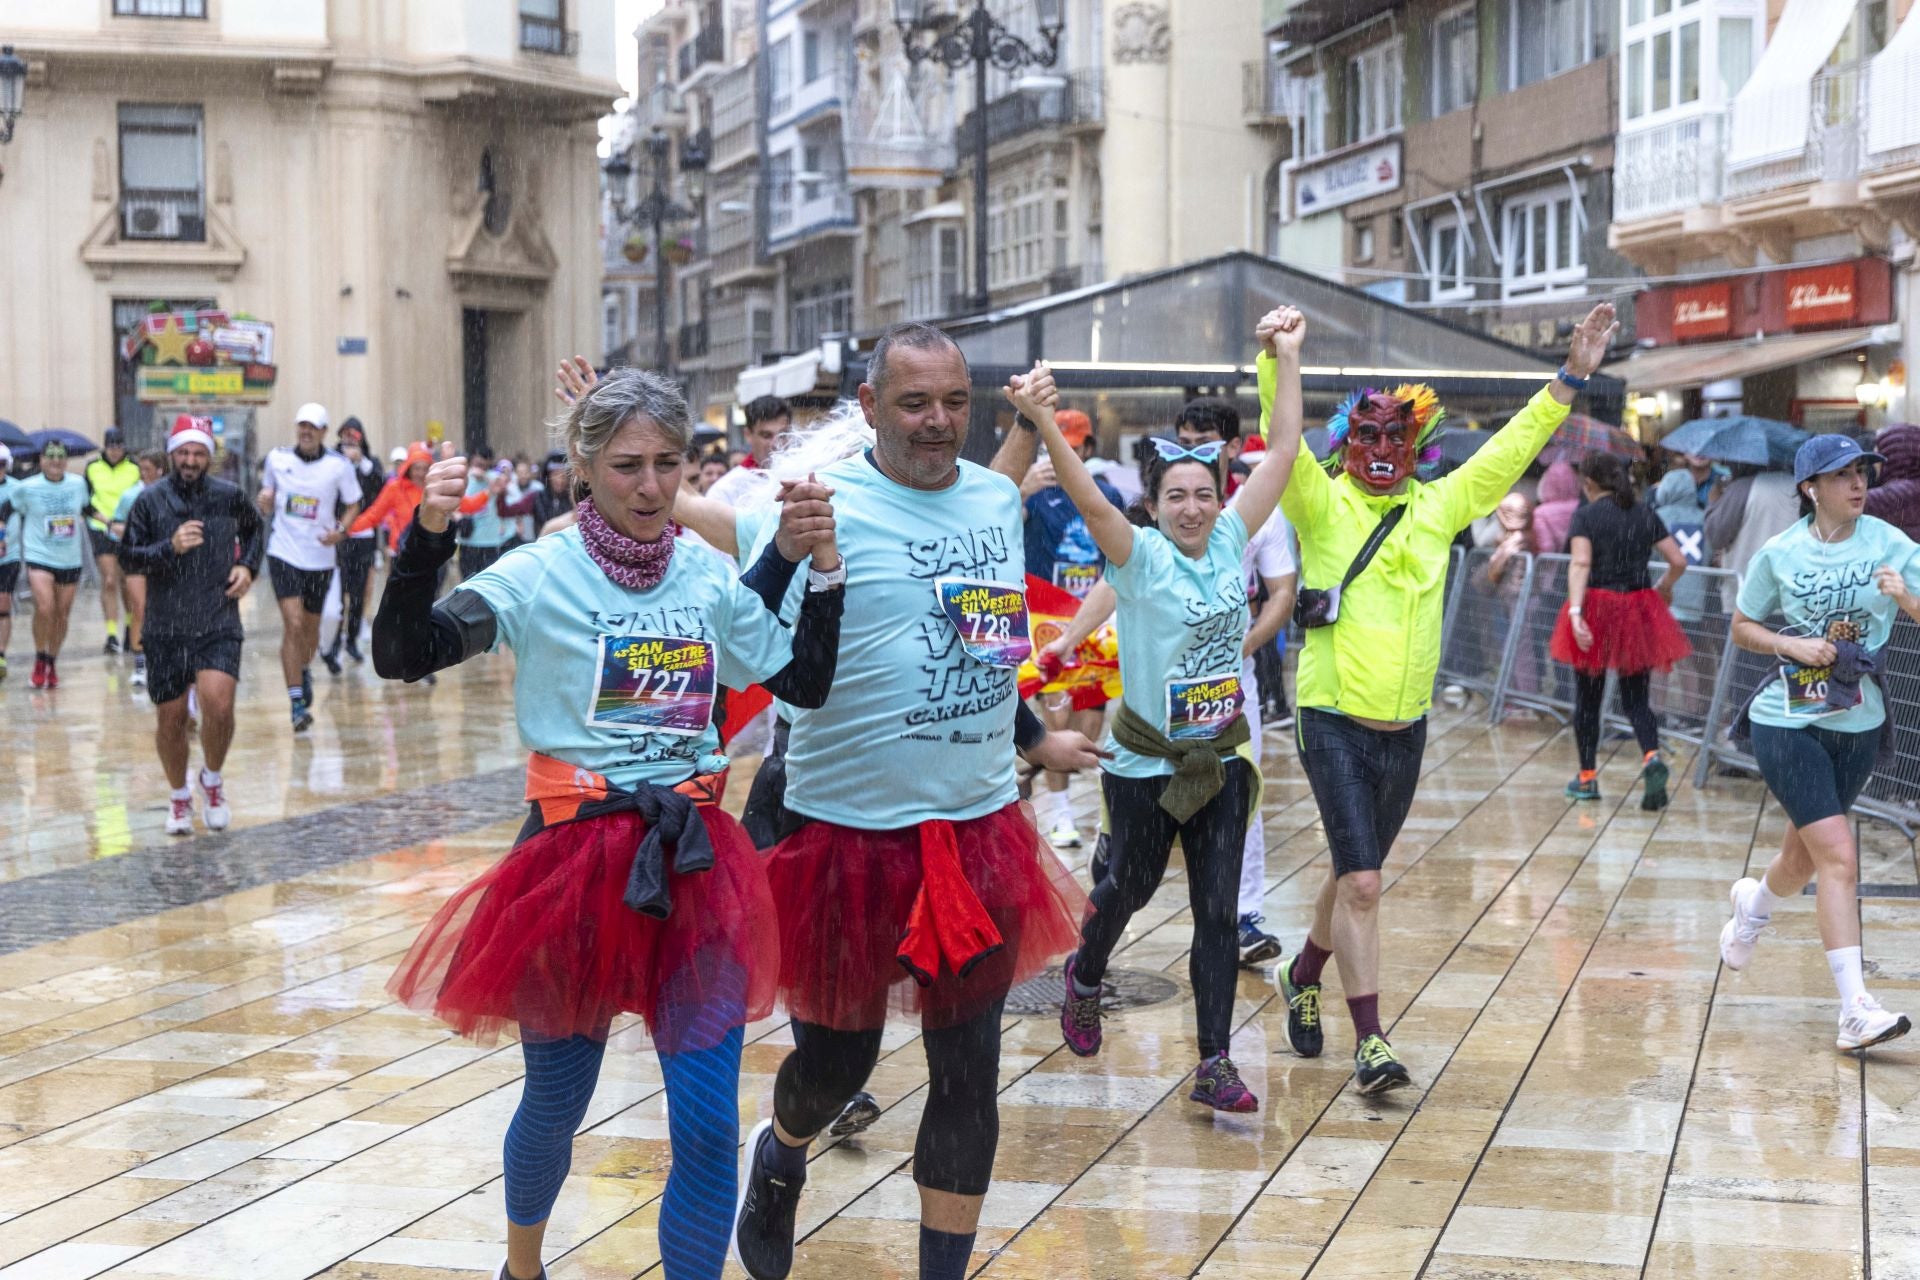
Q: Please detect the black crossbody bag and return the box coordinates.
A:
[1293,505,1407,629]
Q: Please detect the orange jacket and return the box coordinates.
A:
[348,444,487,552]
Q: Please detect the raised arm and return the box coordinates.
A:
[1004,363,1135,568]
[1233,306,1306,540]
[989,411,1043,487]
[372,458,491,682]
[1436,303,1617,528]
[673,487,742,558]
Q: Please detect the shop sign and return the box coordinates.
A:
[1293,139,1402,216]
[1783,263,1859,329]
[123,308,279,404]
[1671,283,1734,341]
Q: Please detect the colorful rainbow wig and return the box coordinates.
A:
[1322,383,1449,479]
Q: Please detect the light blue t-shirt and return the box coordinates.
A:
[10,473,89,570]
[1738,514,1920,733]
[458,527,797,790]
[0,476,20,566]
[1104,510,1253,778]
[750,453,1026,829]
[112,480,148,525]
[460,474,519,549]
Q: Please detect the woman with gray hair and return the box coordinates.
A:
[370,368,848,1280]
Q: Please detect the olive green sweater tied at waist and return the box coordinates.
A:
[1110,701,1252,823]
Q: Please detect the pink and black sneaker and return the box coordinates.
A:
[1060,952,1104,1057]
[1190,1054,1258,1113]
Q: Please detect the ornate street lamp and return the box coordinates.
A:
[895,1,1063,312]
[604,125,708,374]
[0,46,27,147]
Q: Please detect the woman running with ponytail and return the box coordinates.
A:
[1010,306,1306,1112]
[373,369,846,1280]
[1549,451,1689,809]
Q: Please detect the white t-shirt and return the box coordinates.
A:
[1243,508,1297,588]
[262,447,363,571]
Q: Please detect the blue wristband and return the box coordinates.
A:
[1557,365,1589,390]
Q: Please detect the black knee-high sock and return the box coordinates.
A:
[920,1225,976,1280]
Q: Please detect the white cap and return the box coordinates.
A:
[0,444,11,468]
[389,445,408,464]
[295,402,330,430]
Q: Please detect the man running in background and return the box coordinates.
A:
[257,403,361,731]
[123,416,265,835]
[86,427,142,656]
[706,394,792,511]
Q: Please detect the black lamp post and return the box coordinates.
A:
[604,123,708,374]
[895,0,1062,314]
[0,46,27,147]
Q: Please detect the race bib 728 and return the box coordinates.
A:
[936,577,1032,668]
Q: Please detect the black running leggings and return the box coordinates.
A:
[1075,759,1252,1059]
[772,1000,1004,1196]
[1573,670,1660,771]
[330,537,376,655]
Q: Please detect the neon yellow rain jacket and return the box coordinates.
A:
[1258,352,1570,722]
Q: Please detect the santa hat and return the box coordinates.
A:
[168,414,216,454]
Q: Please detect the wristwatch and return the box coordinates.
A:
[806,558,847,591]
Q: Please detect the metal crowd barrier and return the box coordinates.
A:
[1427,543,1920,834]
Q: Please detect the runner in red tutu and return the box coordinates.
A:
[729,322,1103,1280]
[1549,451,1690,809]
[370,368,846,1280]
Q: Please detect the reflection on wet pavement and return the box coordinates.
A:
[1,599,1917,1278]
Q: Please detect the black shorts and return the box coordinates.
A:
[88,525,122,560]
[268,557,332,614]
[145,629,243,705]
[1296,707,1427,878]
[0,562,17,595]
[1751,720,1880,828]
[26,562,82,587]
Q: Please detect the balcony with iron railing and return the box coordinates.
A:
[770,182,856,245]
[121,188,206,242]
[520,14,579,56]
[1613,111,1727,223]
[1242,58,1290,124]
[956,69,1103,156]
[676,24,726,86]
[773,64,854,130]
[1725,64,1866,201]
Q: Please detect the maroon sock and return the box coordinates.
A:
[1347,993,1382,1041]
[1292,936,1333,986]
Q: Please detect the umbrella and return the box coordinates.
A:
[1657,416,1804,469]
[1540,414,1644,465]
[27,428,98,455]
[0,420,30,452]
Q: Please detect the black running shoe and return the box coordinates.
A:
[827,1091,882,1139]
[733,1119,804,1280]
[1276,953,1324,1059]
[1354,1034,1412,1096]
[344,638,365,664]
[320,649,342,677]
[104,633,120,656]
[1640,755,1670,812]
[1238,914,1283,969]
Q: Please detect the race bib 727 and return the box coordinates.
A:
[588,634,716,736]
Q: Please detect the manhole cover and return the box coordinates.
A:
[1003,965,1183,1017]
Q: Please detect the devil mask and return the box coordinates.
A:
[1325,384,1446,492]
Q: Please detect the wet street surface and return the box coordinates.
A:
[2,595,1917,1279]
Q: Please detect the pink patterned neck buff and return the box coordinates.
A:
[575,497,677,591]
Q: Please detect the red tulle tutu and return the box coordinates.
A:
[769,802,1088,1032]
[387,807,777,1052]
[1550,587,1692,676]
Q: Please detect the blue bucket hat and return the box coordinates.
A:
[1793,434,1885,486]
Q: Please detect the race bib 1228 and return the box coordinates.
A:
[1166,672,1244,741]
[936,577,1032,668]
[588,634,716,735]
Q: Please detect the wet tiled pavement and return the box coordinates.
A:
[2,597,1918,1278]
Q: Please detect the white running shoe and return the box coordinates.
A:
[1837,994,1912,1053]
[1047,822,1083,850]
[198,771,231,831]
[164,796,194,836]
[1718,877,1770,971]
[130,654,147,689]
